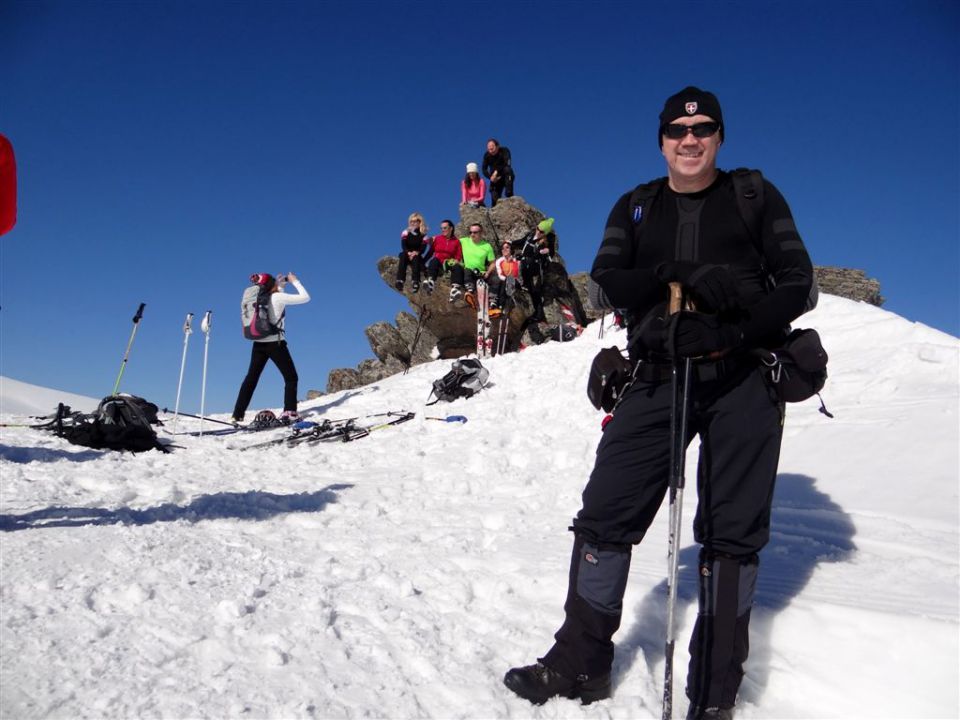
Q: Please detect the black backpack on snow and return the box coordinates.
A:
[54,394,168,453]
[427,359,490,405]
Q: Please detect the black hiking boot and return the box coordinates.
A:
[687,704,734,720]
[503,662,610,705]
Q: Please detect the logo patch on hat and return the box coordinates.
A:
[685,101,698,115]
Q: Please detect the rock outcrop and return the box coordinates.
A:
[320,197,586,395]
[814,266,883,306]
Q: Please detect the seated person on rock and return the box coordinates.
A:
[459,222,496,298]
[512,216,557,320]
[488,240,522,310]
[396,212,430,293]
[425,218,466,301]
[461,162,486,208]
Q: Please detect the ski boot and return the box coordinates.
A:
[424,278,435,294]
[395,279,404,291]
[503,662,610,705]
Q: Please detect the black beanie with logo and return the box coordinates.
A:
[658,86,724,148]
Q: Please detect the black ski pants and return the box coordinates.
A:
[425,258,465,287]
[542,361,783,708]
[397,252,422,285]
[489,173,514,206]
[232,340,299,419]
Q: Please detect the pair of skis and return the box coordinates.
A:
[474,282,508,357]
[241,411,415,451]
[476,281,491,357]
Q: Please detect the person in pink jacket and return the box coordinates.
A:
[424,218,466,301]
[461,162,486,207]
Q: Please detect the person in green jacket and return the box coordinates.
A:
[460,222,496,296]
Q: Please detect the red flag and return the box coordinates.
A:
[0,134,16,236]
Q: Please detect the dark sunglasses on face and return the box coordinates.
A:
[662,121,720,140]
[469,229,481,234]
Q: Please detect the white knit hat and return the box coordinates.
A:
[466,162,479,174]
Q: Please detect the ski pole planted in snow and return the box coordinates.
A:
[662,282,693,720]
[198,311,212,437]
[171,312,194,433]
[111,303,146,395]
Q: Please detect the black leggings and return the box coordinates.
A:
[232,340,299,418]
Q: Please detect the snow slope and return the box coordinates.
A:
[1,294,958,719]
[0,376,99,416]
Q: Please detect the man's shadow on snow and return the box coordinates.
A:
[613,473,856,704]
[0,484,353,532]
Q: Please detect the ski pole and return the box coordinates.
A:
[112,303,145,395]
[662,282,693,720]
[425,415,468,423]
[199,311,212,437]
[171,312,194,433]
[404,307,431,375]
[161,407,236,427]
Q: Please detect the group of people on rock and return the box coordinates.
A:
[394,211,556,317]
[461,138,515,208]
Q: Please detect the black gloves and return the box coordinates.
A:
[669,312,743,358]
[656,262,740,314]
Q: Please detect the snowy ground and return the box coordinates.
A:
[1,294,958,719]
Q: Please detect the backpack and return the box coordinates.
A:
[241,284,280,340]
[628,168,818,312]
[55,394,168,453]
[427,359,490,405]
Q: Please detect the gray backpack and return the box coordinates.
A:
[241,284,280,340]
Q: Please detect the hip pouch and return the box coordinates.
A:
[754,328,828,403]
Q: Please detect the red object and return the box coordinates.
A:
[601,414,614,430]
[0,134,16,236]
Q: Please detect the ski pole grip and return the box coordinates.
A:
[668,282,683,315]
[133,303,146,323]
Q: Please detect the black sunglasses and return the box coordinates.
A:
[662,121,720,140]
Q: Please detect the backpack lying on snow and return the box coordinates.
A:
[427,359,490,405]
[54,394,168,453]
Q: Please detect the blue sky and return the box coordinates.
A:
[1,0,957,414]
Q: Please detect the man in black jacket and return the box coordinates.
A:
[482,138,514,205]
[503,87,815,720]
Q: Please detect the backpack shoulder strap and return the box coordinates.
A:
[730,167,764,253]
[628,177,667,225]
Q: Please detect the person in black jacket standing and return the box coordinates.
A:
[503,87,815,720]
[482,138,514,206]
